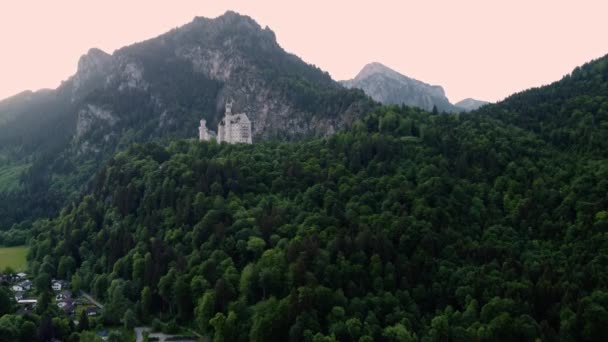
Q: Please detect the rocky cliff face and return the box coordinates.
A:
[341,62,457,112]
[42,11,373,150]
[0,11,375,227]
[341,62,489,113]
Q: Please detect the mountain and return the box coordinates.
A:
[454,97,489,111]
[25,53,608,340]
[341,62,491,113]
[0,11,375,229]
[341,62,459,112]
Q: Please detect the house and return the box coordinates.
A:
[57,298,75,314]
[17,299,37,311]
[86,307,99,316]
[11,285,23,292]
[18,280,32,291]
[16,272,27,279]
[62,302,75,315]
[51,280,67,291]
[56,290,72,301]
[97,330,109,341]
[14,291,24,301]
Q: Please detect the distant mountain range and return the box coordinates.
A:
[341,62,488,112]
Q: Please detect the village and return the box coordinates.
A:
[2,271,200,341]
[1,272,100,320]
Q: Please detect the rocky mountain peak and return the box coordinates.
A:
[185,11,276,43]
[70,48,113,98]
[342,62,453,111]
[77,48,112,74]
[352,62,446,98]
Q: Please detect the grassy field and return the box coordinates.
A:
[0,245,29,271]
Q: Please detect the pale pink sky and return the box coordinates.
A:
[1,1,607,103]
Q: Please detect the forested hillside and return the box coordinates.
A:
[0,11,374,231]
[25,88,608,340]
[479,54,608,154]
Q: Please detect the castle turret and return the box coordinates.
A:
[199,119,214,141]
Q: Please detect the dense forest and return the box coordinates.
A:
[15,52,608,340]
[1,32,608,341]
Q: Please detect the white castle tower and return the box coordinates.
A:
[217,101,252,144]
[198,119,215,142]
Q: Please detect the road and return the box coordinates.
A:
[134,327,151,342]
[80,291,104,308]
[134,326,199,342]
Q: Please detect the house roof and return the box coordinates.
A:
[221,113,251,125]
[17,299,37,304]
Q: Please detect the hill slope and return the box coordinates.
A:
[28,100,608,340]
[478,54,608,155]
[0,11,374,229]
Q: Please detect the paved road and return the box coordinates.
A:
[80,291,104,308]
[134,326,198,342]
[134,327,151,342]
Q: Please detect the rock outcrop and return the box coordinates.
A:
[341,62,457,112]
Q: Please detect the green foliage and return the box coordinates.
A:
[0,13,374,231]
[21,53,608,340]
[0,286,15,316]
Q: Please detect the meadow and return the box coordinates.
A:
[0,245,28,271]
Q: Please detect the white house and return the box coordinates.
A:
[18,280,32,291]
[12,285,23,292]
[16,272,27,279]
[51,280,65,291]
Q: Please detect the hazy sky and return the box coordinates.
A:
[1,1,607,103]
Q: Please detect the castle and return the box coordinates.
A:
[199,101,252,144]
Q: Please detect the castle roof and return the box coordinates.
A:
[221,113,250,125]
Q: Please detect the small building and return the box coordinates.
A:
[56,291,72,301]
[57,298,74,313]
[12,285,23,292]
[14,291,24,301]
[18,280,32,291]
[16,272,27,279]
[51,280,67,291]
[17,299,37,311]
[86,307,99,316]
